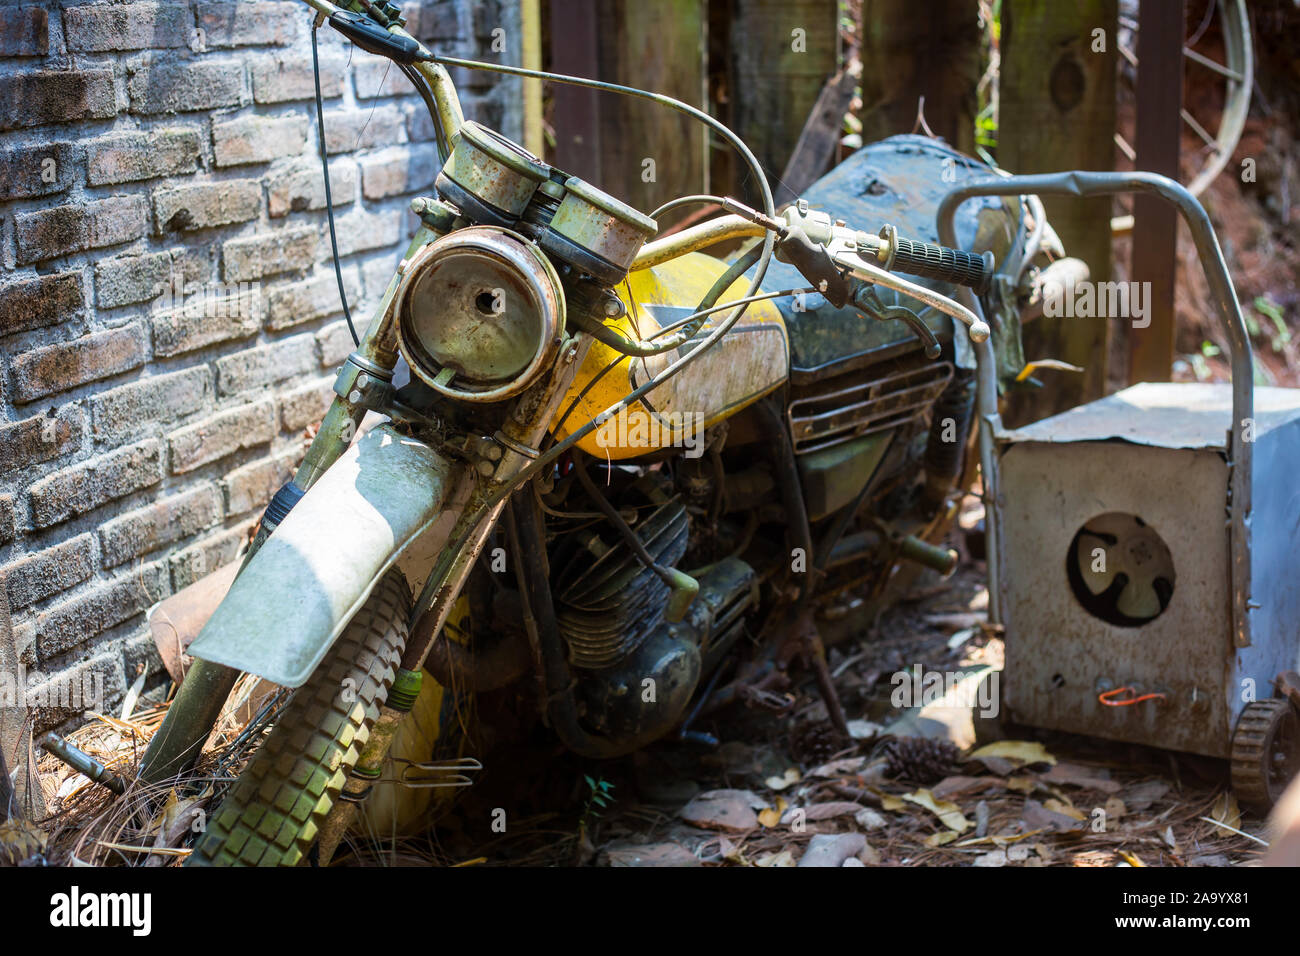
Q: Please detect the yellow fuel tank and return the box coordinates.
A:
[551,251,789,459]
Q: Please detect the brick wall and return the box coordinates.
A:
[0,0,523,733]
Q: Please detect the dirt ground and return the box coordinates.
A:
[412,525,1266,868]
[15,503,1267,868]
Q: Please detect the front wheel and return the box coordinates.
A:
[187,570,411,867]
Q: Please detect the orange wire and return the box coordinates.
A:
[1098,686,1166,707]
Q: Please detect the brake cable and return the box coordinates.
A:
[311,19,359,347]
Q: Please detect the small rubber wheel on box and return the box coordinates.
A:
[186,569,411,867]
[1230,697,1300,813]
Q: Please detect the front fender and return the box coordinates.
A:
[187,424,455,688]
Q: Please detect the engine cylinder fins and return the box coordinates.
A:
[554,491,690,671]
[392,225,565,403]
[1065,512,1176,627]
[575,557,760,741]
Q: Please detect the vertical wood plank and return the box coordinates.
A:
[731,0,840,202]
[1001,0,1117,413]
[594,0,708,215]
[859,0,982,156]
[547,0,603,185]
[1128,0,1183,383]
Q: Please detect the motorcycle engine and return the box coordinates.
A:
[548,474,759,742]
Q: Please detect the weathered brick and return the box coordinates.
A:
[168,400,276,473]
[123,629,168,685]
[153,180,261,233]
[354,60,416,100]
[222,449,299,516]
[329,208,402,258]
[213,114,309,167]
[99,485,222,568]
[95,253,167,310]
[10,325,147,404]
[223,226,316,282]
[0,406,84,475]
[86,128,201,186]
[97,247,213,312]
[322,105,407,154]
[0,142,75,199]
[91,366,214,443]
[265,270,357,330]
[169,520,253,590]
[251,52,344,104]
[15,196,149,265]
[152,289,262,356]
[316,320,356,368]
[0,69,116,132]
[406,0,462,41]
[1,534,94,610]
[0,494,14,546]
[128,58,244,114]
[28,439,163,529]
[26,649,127,733]
[279,376,335,432]
[361,252,401,299]
[0,272,84,337]
[197,1,298,47]
[267,159,357,217]
[361,148,438,200]
[0,7,49,57]
[64,2,191,52]
[215,333,319,395]
[404,103,438,143]
[29,565,167,659]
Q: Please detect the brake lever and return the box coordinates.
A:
[851,282,942,359]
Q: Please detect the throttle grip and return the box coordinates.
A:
[865,226,993,294]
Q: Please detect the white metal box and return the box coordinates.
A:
[996,382,1300,758]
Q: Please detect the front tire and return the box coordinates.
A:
[187,570,411,867]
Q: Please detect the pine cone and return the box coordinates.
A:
[789,719,846,765]
[880,736,959,784]
[0,820,48,867]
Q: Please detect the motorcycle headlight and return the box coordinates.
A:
[394,226,565,403]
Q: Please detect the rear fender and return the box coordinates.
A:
[186,424,456,688]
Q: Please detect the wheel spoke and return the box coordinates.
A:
[1183,46,1244,83]
[1181,109,1219,149]
[1118,41,1138,70]
[1113,132,1136,162]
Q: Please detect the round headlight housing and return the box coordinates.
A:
[394,226,565,403]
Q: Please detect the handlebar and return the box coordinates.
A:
[864,226,993,295]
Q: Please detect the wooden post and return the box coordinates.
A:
[859,0,982,156]
[548,1,708,217]
[548,0,602,185]
[1000,0,1117,413]
[593,0,708,214]
[730,0,839,203]
[1127,0,1183,384]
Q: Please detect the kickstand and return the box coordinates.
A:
[791,609,850,738]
